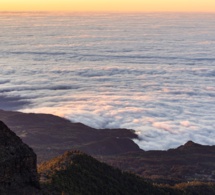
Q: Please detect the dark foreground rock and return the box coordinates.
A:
[0,121,40,195]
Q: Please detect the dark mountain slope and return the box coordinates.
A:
[0,121,40,195]
[0,109,141,163]
[1,109,215,185]
[0,118,215,194]
[38,150,215,194]
[38,150,176,195]
[100,141,215,184]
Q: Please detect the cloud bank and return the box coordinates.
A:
[1,13,215,150]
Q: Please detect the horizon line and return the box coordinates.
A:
[1,10,215,14]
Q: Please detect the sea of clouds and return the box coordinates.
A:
[0,12,215,150]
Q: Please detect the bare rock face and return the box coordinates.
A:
[0,121,40,195]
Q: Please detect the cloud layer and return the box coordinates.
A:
[1,13,215,150]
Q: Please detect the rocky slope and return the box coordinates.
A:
[0,121,40,195]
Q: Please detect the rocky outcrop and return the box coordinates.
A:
[0,121,40,195]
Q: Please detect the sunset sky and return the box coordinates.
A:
[1,0,215,12]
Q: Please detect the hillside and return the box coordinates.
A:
[99,141,215,184]
[38,150,175,195]
[0,109,140,163]
[1,120,215,194]
[38,150,215,195]
[1,109,215,185]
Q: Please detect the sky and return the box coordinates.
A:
[1,0,215,12]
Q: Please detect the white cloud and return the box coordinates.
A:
[1,13,215,150]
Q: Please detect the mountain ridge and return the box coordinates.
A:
[1,109,215,185]
[1,119,215,194]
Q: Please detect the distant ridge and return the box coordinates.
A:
[0,109,141,163]
[177,140,203,150]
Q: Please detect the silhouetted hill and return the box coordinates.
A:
[0,109,141,163]
[0,121,40,195]
[176,140,207,151]
[100,141,215,184]
[38,150,174,195]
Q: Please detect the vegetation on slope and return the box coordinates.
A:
[38,150,215,195]
[97,141,215,184]
[173,181,215,195]
[38,150,175,195]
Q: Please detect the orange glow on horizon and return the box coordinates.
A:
[1,0,215,12]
